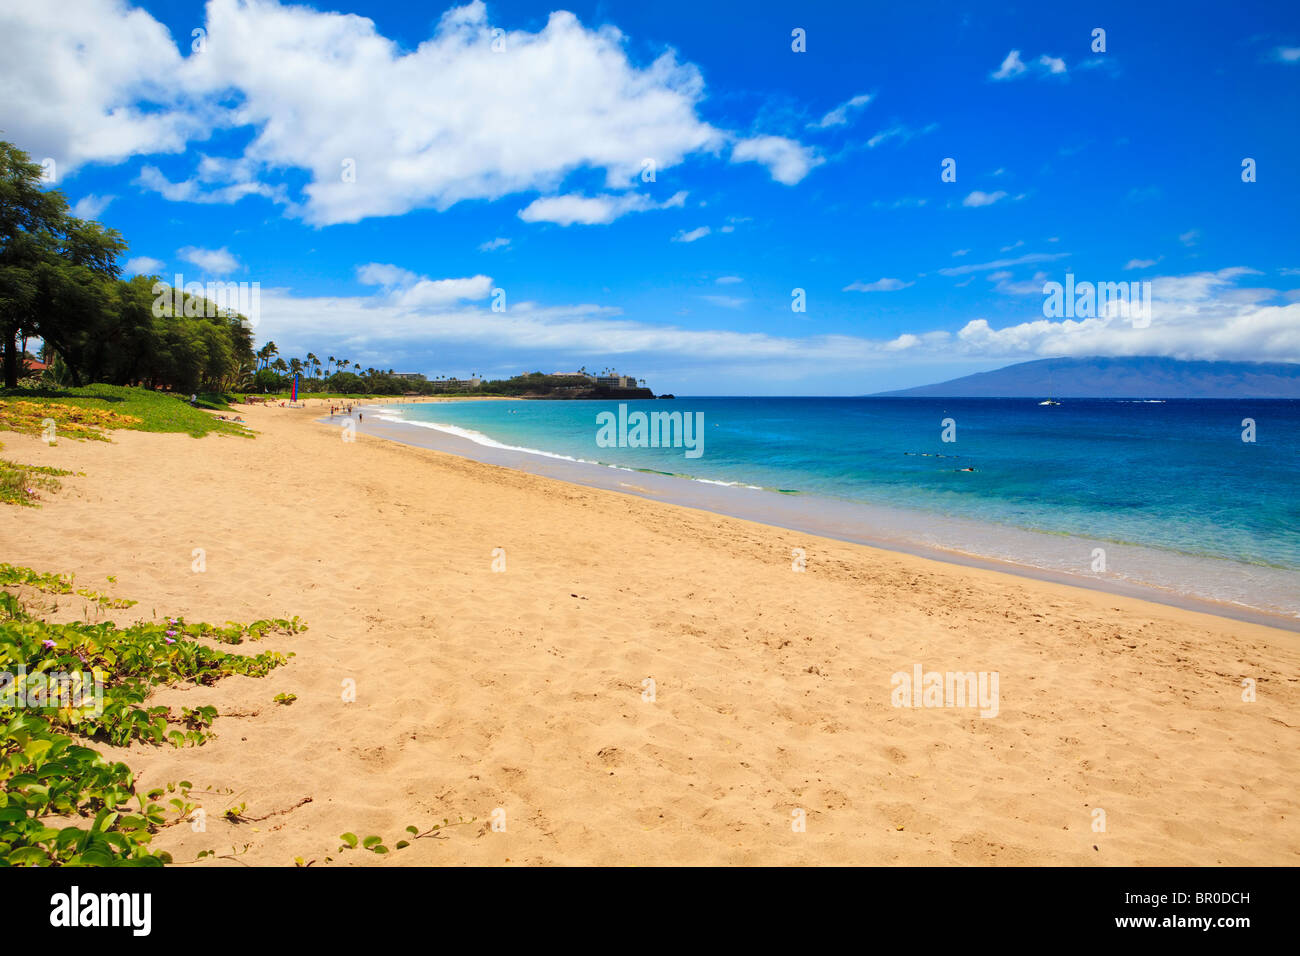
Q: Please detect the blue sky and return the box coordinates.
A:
[3,0,1298,393]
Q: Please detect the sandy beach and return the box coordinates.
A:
[2,400,1297,866]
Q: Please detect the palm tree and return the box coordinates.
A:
[326,355,335,376]
[256,341,279,370]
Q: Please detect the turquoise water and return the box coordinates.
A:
[370,397,1300,616]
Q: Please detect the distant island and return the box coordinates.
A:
[873,357,1300,399]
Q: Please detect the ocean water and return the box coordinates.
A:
[366,397,1300,621]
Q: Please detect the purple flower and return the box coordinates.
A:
[41,639,55,649]
[165,637,175,645]
[166,629,177,637]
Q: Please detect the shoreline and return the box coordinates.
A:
[342,402,1300,633]
[3,402,1297,866]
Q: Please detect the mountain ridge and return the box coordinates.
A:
[872,357,1300,399]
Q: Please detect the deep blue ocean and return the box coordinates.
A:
[388,397,1299,575]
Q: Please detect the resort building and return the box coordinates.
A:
[596,374,639,389]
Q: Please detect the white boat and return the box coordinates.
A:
[1038,398,1061,406]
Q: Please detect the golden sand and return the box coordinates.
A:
[2,400,1296,866]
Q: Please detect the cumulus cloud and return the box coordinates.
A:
[356,262,492,308]
[843,278,913,292]
[0,0,205,170]
[2,0,818,225]
[246,267,1300,376]
[730,135,823,185]
[137,153,292,205]
[177,246,241,274]
[517,190,686,226]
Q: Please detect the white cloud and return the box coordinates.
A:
[1000,240,1025,252]
[137,163,286,205]
[951,269,1297,361]
[177,245,241,275]
[808,93,872,129]
[249,267,1300,372]
[5,0,819,225]
[715,276,743,284]
[1180,230,1200,247]
[1124,258,1160,270]
[673,226,710,243]
[701,295,744,308]
[1274,47,1300,63]
[72,194,114,219]
[124,256,165,275]
[730,135,823,185]
[517,190,685,226]
[866,123,937,149]
[843,278,913,292]
[0,0,205,171]
[356,262,492,308]
[991,49,1068,80]
[991,50,1027,80]
[952,249,970,257]
[478,237,511,251]
[962,190,1008,207]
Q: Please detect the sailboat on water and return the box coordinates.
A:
[1039,365,1062,405]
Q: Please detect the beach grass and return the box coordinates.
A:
[0,563,304,865]
[0,385,249,440]
[0,453,74,506]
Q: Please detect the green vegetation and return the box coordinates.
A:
[2,142,257,393]
[0,564,304,865]
[0,385,248,439]
[248,354,653,399]
[0,451,73,507]
[329,817,476,860]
